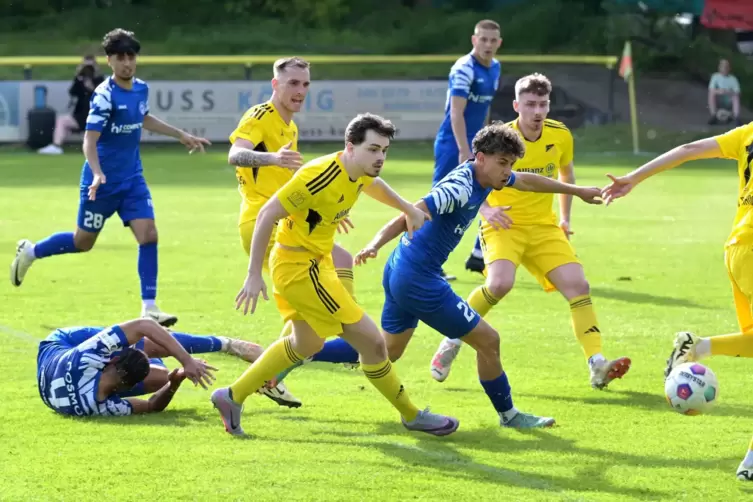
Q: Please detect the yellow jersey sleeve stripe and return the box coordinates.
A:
[308,260,340,313]
[306,161,341,195]
[544,122,568,131]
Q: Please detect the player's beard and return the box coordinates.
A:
[366,162,383,177]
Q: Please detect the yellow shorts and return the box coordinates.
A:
[270,245,364,338]
[725,243,753,333]
[239,219,276,273]
[480,222,579,292]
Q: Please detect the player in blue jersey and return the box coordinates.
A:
[37,318,301,417]
[10,28,210,327]
[433,19,502,280]
[37,319,217,417]
[273,123,603,428]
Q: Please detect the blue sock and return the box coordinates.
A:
[472,234,483,257]
[171,332,222,354]
[312,338,359,364]
[480,372,514,414]
[33,232,79,259]
[138,243,158,301]
[274,338,359,384]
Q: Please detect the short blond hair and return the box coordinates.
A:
[474,20,500,34]
[273,57,310,77]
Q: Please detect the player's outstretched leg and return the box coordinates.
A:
[212,321,323,436]
[737,436,753,481]
[547,263,631,389]
[10,231,88,287]
[129,218,177,327]
[273,337,360,384]
[665,331,753,378]
[340,314,459,436]
[461,319,555,428]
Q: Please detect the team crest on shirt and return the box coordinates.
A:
[287,190,306,208]
[546,163,556,175]
[139,101,147,115]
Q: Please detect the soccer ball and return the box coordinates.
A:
[664,362,719,415]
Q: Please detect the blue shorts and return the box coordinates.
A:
[381,258,481,339]
[77,176,154,232]
[432,142,460,186]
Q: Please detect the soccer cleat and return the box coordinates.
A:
[10,239,35,287]
[211,387,245,436]
[402,407,459,436]
[37,144,63,155]
[590,357,632,390]
[218,337,262,363]
[664,332,700,379]
[440,268,457,282]
[737,464,753,481]
[343,362,360,370]
[430,338,462,382]
[502,411,556,428]
[464,254,486,275]
[258,381,302,408]
[142,305,179,328]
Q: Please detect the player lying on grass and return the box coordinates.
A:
[37,319,300,417]
[601,121,753,481]
[10,28,210,328]
[275,122,603,428]
[211,113,459,437]
[442,73,631,390]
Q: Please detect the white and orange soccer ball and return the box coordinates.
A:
[664,362,719,415]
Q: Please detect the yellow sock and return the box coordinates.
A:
[569,295,603,360]
[230,337,303,404]
[710,333,753,358]
[362,360,419,421]
[467,285,500,317]
[278,320,293,338]
[336,268,356,302]
[749,435,753,451]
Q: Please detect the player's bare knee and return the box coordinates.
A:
[73,230,97,252]
[385,337,405,362]
[563,277,590,298]
[138,226,158,245]
[486,276,513,298]
[331,244,353,269]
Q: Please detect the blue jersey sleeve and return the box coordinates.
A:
[75,325,129,359]
[101,395,134,416]
[506,172,516,187]
[448,61,474,99]
[422,166,474,218]
[85,85,113,133]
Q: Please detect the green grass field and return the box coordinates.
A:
[1,141,752,501]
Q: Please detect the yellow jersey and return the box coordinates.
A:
[715,123,753,246]
[229,101,299,221]
[276,152,375,256]
[486,119,574,225]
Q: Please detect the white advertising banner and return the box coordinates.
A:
[9,80,449,142]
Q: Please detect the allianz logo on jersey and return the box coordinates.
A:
[110,122,143,134]
[468,92,494,104]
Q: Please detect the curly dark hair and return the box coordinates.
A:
[344,113,396,145]
[472,122,525,158]
[102,29,141,56]
[114,347,150,389]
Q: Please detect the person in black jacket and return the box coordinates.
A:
[38,55,105,155]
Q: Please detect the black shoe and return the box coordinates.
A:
[465,255,485,275]
[440,268,457,282]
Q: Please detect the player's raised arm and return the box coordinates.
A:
[601,137,725,205]
[228,138,302,170]
[126,368,187,414]
[142,114,211,154]
[363,178,429,237]
[511,172,602,205]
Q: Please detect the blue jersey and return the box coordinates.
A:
[392,162,515,274]
[435,53,501,147]
[81,76,150,190]
[37,326,133,417]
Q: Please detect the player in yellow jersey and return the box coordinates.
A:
[227,56,355,290]
[433,73,631,389]
[210,113,459,437]
[601,121,753,481]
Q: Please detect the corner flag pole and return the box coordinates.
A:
[619,40,639,154]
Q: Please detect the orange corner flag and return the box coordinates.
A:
[619,40,633,81]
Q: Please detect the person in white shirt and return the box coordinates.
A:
[708,59,742,126]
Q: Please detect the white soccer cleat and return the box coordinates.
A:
[10,239,35,287]
[37,144,63,155]
[737,461,753,481]
[141,305,179,328]
[259,381,302,408]
[430,338,462,382]
[218,337,262,363]
[664,332,700,379]
[589,357,632,390]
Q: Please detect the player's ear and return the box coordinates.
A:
[271,78,279,92]
[512,100,519,113]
